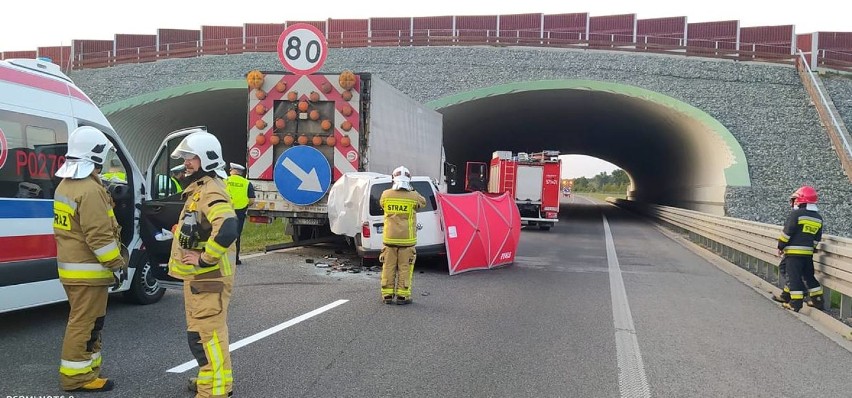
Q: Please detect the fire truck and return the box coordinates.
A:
[465,150,561,230]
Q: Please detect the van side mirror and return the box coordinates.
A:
[444,162,457,186]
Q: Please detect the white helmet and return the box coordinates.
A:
[56,126,114,179]
[391,166,412,191]
[170,129,227,178]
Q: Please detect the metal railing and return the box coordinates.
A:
[796,50,852,183]
[612,199,852,324]
[817,49,852,72]
[63,31,802,71]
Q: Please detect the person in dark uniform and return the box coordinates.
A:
[776,185,824,312]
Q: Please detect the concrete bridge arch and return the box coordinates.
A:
[430,80,750,214]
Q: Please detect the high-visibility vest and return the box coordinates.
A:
[102,171,126,182]
[226,175,250,210]
[156,175,183,195]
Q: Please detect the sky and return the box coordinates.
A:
[1,1,846,179]
[560,155,620,179]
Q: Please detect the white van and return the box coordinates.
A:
[0,58,167,313]
[328,172,446,262]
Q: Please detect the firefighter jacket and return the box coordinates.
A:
[380,188,426,247]
[778,205,823,256]
[53,174,125,286]
[168,175,239,280]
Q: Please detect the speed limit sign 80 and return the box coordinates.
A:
[277,23,328,75]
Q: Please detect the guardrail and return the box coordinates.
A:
[67,32,800,71]
[612,199,852,324]
[796,51,852,183]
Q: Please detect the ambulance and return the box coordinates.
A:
[0,58,167,313]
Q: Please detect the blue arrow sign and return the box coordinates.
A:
[273,146,332,206]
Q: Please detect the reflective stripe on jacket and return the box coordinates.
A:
[778,207,823,257]
[380,188,426,246]
[53,174,124,286]
[168,175,238,280]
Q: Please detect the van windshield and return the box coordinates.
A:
[369,181,437,215]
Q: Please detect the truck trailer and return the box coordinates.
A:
[243,71,450,242]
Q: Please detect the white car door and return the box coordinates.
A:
[409,179,444,248]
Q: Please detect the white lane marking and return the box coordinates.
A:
[603,214,651,398]
[167,299,349,373]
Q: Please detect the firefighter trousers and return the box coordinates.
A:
[59,284,108,391]
[785,255,823,310]
[380,245,417,299]
[184,276,234,398]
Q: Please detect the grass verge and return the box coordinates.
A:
[240,218,292,253]
[575,192,627,202]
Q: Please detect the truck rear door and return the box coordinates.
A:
[515,165,543,203]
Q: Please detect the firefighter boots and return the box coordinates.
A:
[68,377,113,392]
[772,290,791,303]
[807,295,825,309]
[188,378,233,397]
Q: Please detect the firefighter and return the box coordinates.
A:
[772,192,799,304]
[776,185,824,312]
[53,126,127,392]
[225,163,255,265]
[168,129,239,398]
[379,166,426,305]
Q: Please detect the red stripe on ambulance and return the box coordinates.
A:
[0,64,93,105]
[0,234,56,263]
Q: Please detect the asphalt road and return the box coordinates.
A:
[2,197,850,398]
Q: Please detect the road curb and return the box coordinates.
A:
[652,221,852,353]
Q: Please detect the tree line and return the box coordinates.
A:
[571,169,630,193]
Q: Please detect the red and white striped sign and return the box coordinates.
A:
[246,73,361,182]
